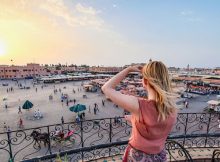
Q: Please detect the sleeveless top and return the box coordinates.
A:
[128,98,177,154]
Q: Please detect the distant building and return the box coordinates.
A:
[168,67,180,73]
[75,66,89,72]
[89,66,123,74]
[214,67,220,75]
[0,63,48,79]
[187,64,190,71]
[45,65,77,75]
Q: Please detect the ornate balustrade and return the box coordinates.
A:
[0,113,220,162]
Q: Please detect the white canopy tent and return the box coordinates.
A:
[207,100,220,106]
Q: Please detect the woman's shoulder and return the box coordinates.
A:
[138,97,157,113]
[138,97,156,106]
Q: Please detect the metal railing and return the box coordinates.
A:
[1,113,220,161]
[22,133,220,162]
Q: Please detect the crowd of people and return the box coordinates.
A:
[186,84,220,95]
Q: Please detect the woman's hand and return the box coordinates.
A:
[128,65,143,73]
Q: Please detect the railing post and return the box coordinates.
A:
[80,120,84,161]
[110,118,112,143]
[7,131,13,162]
[109,118,112,157]
[47,126,52,155]
[205,113,212,147]
[183,113,189,147]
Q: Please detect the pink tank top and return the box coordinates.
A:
[129,98,177,154]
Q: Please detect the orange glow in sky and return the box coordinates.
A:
[0,0,219,67]
[0,40,6,56]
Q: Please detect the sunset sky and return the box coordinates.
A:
[0,0,220,67]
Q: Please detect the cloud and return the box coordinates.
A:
[0,0,130,66]
[42,1,105,30]
[0,0,105,30]
[75,3,101,15]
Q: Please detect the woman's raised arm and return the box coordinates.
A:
[101,66,141,114]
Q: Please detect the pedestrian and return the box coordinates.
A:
[18,106,22,114]
[102,100,105,107]
[89,106,91,113]
[94,107,97,115]
[73,99,76,105]
[5,102,8,109]
[61,97,63,103]
[94,103,99,112]
[183,99,186,104]
[6,89,8,93]
[114,116,117,124]
[36,87,37,92]
[3,122,7,131]
[185,101,189,108]
[117,117,121,124]
[79,113,83,120]
[82,112,85,119]
[76,115,80,124]
[34,110,37,118]
[61,116,64,124]
[19,118,23,128]
[66,100,69,106]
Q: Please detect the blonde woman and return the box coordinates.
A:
[102,61,177,162]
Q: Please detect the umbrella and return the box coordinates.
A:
[69,104,86,113]
[22,100,34,110]
[207,100,220,106]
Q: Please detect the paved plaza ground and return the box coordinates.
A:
[0,80,124,132]
[0,79,218,132]
[0,79,219,161]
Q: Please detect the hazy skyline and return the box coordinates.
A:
[0,0,220,68]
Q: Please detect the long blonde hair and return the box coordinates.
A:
[142,61,176,121]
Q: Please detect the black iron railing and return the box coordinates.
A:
[22,134,220,162]
[1,113,220,162]
[21,140,195,162]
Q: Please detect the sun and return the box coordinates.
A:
[0,40,6,56]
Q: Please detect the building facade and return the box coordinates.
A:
[0,63,48,79]
[89,66,123,73]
